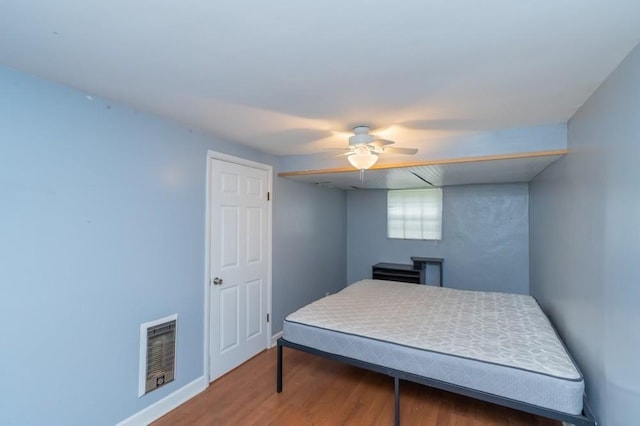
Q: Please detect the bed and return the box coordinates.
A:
[276,279,596,425]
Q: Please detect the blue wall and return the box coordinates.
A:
[0,67,347,425]
[530,43,640,425]
[347,183,530,294]
[272,178,347,331]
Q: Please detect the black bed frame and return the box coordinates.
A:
[277,337,596,426]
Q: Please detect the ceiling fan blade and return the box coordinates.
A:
[380,146,418,155]
[370,138,394,147]
[329,147,356,156]
[324,147,352,152]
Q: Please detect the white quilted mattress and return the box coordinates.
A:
[283,279,584,414]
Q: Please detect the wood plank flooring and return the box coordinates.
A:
[153,348,560,425]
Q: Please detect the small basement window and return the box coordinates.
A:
[387,188,442,240]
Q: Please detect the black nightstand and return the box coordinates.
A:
[372,262,424,284]
[372,257,444,286]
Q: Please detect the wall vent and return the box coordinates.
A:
[138,314,177,397]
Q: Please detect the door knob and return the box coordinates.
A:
[213,277,223,285]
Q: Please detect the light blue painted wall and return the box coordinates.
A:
[272,177,347,332]
[530,43,640,425]
[0,66,347,425]
[347,184,529,294]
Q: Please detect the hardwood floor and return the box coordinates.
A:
[153,348,560,425]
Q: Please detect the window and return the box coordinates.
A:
[387,188,442,240]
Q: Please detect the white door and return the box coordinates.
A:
[209,157,270,382]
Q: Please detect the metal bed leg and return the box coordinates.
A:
[277,342,283,393]
[394,376,400,426]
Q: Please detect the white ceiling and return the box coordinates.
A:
[1,1,640,158]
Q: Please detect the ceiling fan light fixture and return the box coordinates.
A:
[340,124,415,170]
[348,149,378,170]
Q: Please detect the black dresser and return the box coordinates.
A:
[372,257,444,286]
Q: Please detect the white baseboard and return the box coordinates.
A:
[117,376,207,426]
[119,333,282,425]
[271,331,283,347]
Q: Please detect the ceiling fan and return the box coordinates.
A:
[340,126,418,170]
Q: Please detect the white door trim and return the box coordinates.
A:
[203,150,273,383]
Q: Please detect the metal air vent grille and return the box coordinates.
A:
[144,319,176,394]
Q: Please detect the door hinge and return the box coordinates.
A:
[267,313,270,322]
[267,191,270,201]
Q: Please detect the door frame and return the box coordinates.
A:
[203,150,273,383]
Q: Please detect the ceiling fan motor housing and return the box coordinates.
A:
[349,126,374,146]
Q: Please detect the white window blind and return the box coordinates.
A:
[387,188,442,240]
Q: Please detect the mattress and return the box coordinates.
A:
[283,279,584,415]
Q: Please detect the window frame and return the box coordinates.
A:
[387,188,443,240]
